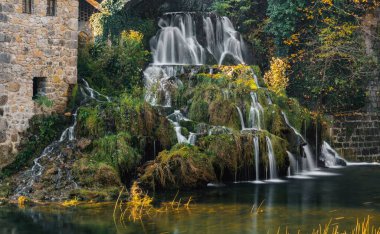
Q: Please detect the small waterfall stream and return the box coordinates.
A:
[167,110,197,145]
[266,136,278,180]
[14,80,110,198]
[321,141,347,167]
[282,111,316,171]
[253,136,262,182]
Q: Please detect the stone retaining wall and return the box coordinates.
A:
[0,0,78,167]
[330,113,380,161]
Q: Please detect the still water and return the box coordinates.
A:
[1,166,380,234]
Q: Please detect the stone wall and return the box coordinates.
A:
[0,0,78,167]
[329,113,380,161]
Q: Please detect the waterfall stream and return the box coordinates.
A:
[266,136,278,180]
[14,80,110,198]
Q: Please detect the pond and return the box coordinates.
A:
[1,166,380,234]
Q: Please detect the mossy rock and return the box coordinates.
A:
[139,144,216,190]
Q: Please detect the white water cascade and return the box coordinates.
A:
[321,141,347,167]
[266,136,278,180]
[167,110,197,145]
[249,92,264,130]
[254,136,261,182]
[282,111,316,171]
[287,151,299,175]
[150,13,248,65]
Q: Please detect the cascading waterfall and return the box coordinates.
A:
[249,92,264,130]
[266,136,278,180]
[236,92,264,131]
[321,141,347,167]
[144,66,175,107]
[150,13,248,65]
[282,111,316,171]
[254,136,261,182]
[14,80,110,198]
[287,151,299,175]
[167,110,197,145]
[236,106,246,130]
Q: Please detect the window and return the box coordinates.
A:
[47,0,57,16]
[33,77,47,99]
[23,0,32,14]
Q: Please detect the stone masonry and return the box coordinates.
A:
[0,0,78,167]
[330,113,380,161]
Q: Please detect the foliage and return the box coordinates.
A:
[90,0,155,44]
[0,115,67,178]
[34,95,54,108]
[92,132,141,177]
[288,2,377,112]
[264,57,290,95]
[78,30,149,96]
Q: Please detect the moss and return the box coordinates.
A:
[92,132,141,176]
[189,100,209,123]
[70,187,120,201]
[139,144,216,190]
[77,106,105,138]
[73,158,122,188]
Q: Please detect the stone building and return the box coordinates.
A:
[0,0,79,167]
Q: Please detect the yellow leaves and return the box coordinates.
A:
[321,0,333,6]
[17,196,28,208]
[218,65,259,91]
[61,197,79,207]
[264,57,290,96]
[121,30,144,43]
[284,33,300,46]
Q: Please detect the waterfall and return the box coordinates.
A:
[82,79,111,102]
[282,111,317,171]
[287,151,298,175]
[150,12,247,65]
[144,66,174,107]
[266,136,278,180]
[249,92,264,130]
[321,141,347,167]
[236,106,246,130]
[254,136,260,181]
[282,111,305,142]
[303,144,316,171]
[14,80,110,198]
[151,13,205,65]
[167,110,196,145]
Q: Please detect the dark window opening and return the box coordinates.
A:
[33,77,47,99]
[23,0,32,14]
[47,0,56,16]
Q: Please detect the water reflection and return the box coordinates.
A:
[1,167,380,233]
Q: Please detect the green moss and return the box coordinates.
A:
[92,132,141,176]
[77,106,105,138]
[139,144,216,190]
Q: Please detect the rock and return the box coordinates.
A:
[0,119,7,131]
[0,53,11,63]
[6,82,20,92]
[0,95,8,106]
[77,138,92,150]
[64,112,72,117]
[0,73,10,84]
[0,131,7,143]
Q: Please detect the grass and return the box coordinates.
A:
[113,183,193,229]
